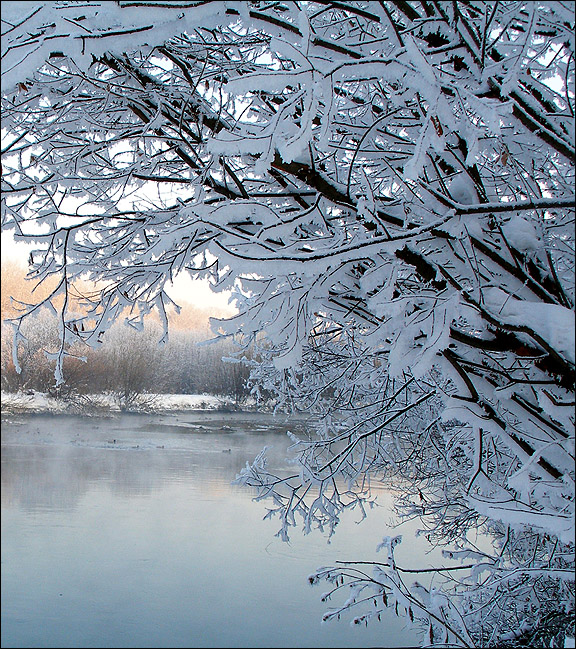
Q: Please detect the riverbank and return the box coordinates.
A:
[0,390,252,415]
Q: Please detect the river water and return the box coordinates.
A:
[1,411,425,648]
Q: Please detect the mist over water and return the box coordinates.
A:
[2,412,422,648]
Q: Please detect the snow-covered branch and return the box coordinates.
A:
[2,2,574,646]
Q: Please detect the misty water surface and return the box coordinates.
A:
[1,411,425,648]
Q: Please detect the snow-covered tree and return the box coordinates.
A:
[2,2,574,645]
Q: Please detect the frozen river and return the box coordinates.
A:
[1,411,424,648]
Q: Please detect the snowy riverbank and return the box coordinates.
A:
[0,390,251,415]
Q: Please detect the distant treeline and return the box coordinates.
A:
[1,312,252,407]
[1,261,251,407]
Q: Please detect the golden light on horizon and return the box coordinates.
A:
[1,230,236,319]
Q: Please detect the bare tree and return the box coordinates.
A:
[1,2,574,645]
[96,321,163,410]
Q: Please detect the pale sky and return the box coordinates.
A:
[1,229,235,312]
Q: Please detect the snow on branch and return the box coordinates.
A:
[2,1,574,646]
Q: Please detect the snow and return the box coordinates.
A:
[466,472,575,545]
[483,288,575,363]
[1,1,234,93]
[502,215,541,251]
[1,2,574,645]
[0,391,242,414]
[449,174,480,206]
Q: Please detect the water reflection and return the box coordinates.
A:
[2,412,421,648]
[1,413,301,510]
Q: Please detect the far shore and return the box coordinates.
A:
[0,390,258,416]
